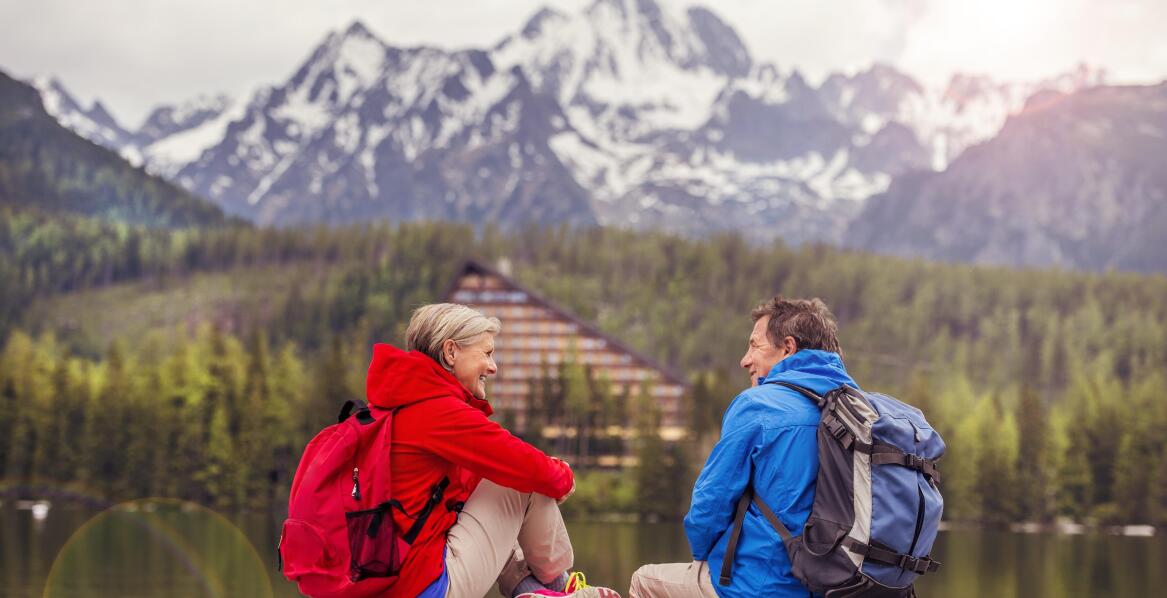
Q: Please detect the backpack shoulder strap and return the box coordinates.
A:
[770,381,826,408]
[401,476,451,544]
[719,487,752,585]
[337,399,376,424]
[719,484,796,585]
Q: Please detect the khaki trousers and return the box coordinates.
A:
[629,561,719,598]
[445,479,574,598]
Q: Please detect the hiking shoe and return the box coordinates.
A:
[516,572,621,598]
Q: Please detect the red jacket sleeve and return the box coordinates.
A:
[416,397,574,499]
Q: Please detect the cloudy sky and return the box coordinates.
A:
[2,0,1165,128]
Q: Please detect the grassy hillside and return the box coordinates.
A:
[24,261,348,358]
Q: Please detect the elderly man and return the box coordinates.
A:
[630,296,856,598]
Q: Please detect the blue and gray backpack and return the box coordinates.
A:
[720,383,945,597]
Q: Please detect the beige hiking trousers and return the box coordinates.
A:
[445,479,574,598]
[628,561,719,598]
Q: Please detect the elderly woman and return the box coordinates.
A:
[367,303,619,598]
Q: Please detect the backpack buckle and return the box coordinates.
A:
[898,554,929,574]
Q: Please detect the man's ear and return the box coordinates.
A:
[782,335,799,355]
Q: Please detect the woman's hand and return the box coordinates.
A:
[558,477,576,504]
[552,457,575,504]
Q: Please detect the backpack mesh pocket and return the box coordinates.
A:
[345,502,409,581]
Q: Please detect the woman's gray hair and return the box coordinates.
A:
[406,303,501,370]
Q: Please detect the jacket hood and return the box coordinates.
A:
[365,343,493,416]
[760,348,857,396]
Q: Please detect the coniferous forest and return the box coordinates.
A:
[2,208,1166,527]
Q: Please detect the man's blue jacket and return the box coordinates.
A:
[684,349,857,598]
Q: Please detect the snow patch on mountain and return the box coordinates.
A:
[31,76,132,150]
[141,98,246,177]
[28,0,1114,244]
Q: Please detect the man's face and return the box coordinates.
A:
[740,315,791,386]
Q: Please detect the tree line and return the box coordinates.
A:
[1,217,1165,524]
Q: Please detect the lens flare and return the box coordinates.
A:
[42,498,274,598]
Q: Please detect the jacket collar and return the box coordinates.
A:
[758,349,856,394]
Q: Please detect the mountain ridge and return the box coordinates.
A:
[1,71,235,228]
[846,82,1167,272]
[28,0,1130,255]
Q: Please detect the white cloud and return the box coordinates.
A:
[683,0,927,82]
[0,0,1164,128]
[884,0,1167,86]
[0,0,589,127]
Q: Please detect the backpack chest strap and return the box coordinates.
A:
[868,443,940,484]
[819,410,940,483]
[841,537,942,574]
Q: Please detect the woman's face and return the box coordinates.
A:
[445,333,497,400]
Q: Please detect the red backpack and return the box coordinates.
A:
[278,400,448,598]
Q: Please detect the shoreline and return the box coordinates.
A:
[938,519,1157,537]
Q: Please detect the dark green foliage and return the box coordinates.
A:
[0,218,1164,525]
[633,385,689,520]
[0,71,234,229]
[1015,384,1052,522]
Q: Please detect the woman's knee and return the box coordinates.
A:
[463,479,530,520]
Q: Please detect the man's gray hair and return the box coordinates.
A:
[406,303,501,370]
[750,295,842,355]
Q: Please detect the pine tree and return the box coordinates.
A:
[1016,383,1051,521]
[200,403,237,509]
[633,384,668,521]
[560,355,590,463]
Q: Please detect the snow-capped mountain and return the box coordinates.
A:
[169,21,595,226]
[135,93,232,147]
[847,82,1167,273]
[125,94,240,177]
[30,76,238,178]
[816,62,1108,171]
[32,76,134,150]
[32,0,1109,244]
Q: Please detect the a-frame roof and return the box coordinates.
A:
[444,260,689,389]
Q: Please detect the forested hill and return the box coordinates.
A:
[0,70,235,228]
[2,222,1166,524]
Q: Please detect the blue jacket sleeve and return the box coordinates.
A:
[684,393,760,561]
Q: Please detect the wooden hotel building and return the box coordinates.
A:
[444,261,688,464]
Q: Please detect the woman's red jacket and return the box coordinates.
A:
[365,344,574,598]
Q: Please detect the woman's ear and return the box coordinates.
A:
[441,338,459,367]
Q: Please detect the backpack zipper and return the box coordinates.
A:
[907,482,925,556]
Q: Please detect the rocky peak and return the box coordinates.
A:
[343,19,375,39]
[521,7,568,39]
[686,6,751,77]
[29,75,132,149]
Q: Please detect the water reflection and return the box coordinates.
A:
[918,528,1166,597]
[2,505,1163,597]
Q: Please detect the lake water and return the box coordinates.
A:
[2,503,1163,597]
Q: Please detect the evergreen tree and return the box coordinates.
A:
[1015,383,1051,521]
[633,384,669,521]
[201,403,238,509]
[560,355,590,462]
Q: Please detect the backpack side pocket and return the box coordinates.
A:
[345,502,410,581]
